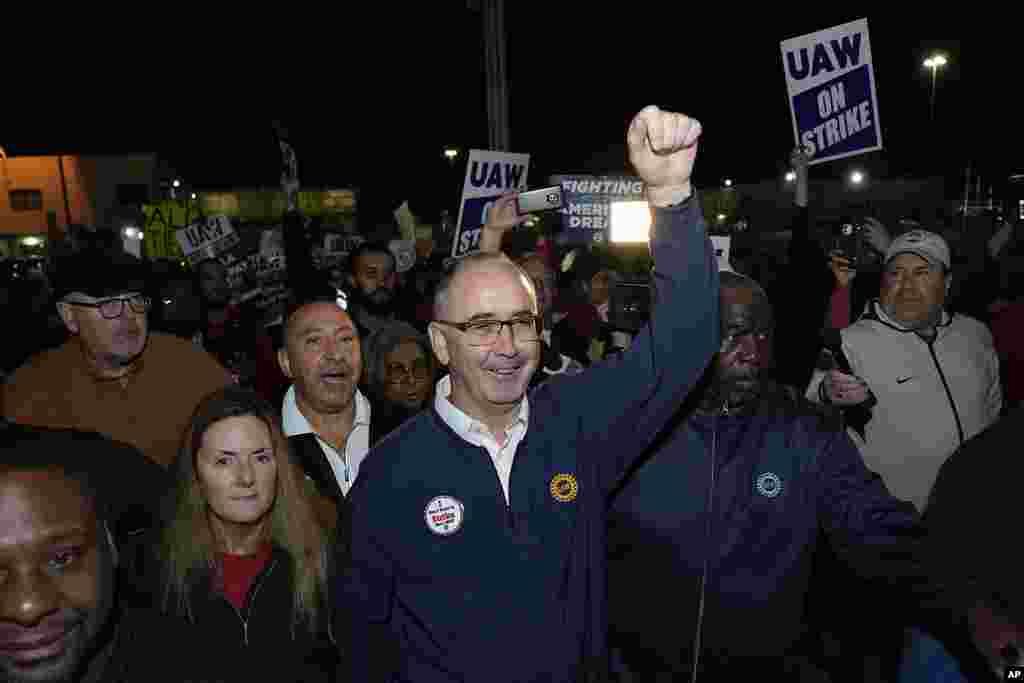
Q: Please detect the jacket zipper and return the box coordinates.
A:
[690,412,720,682]
[227,555,278,646]
[925,337,965,446]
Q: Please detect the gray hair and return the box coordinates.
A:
[365,321,435,396]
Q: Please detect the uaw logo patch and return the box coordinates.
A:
[755,472,783,499]
[424,496,464,536]
[550,473,578,503]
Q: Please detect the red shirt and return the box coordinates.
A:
[218,543,273,612]
[991,301,1024,405]
[829,285,853,330]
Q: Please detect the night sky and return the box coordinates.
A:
[5,11,1016,222]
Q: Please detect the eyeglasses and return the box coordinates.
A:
[433,315,542,347]
[66,294,152,319]
[385,360,432,384]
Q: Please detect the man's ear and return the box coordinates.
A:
[428,323,450,367]
[277,347,294,379]
[56,302,79,334]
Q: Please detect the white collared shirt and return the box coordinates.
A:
[434,375,529,504]
[282,385,372,497]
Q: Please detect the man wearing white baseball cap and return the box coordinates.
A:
[809,228,1002,512]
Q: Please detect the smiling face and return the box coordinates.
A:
[430,260,540,428]
[278,303,362,418]
[195,416,277,528]
[0,469,114,683]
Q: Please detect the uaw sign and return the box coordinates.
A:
[175,215,240,266]
[780,18,882,166]
[551,175,645,245]
[452,149,530,258]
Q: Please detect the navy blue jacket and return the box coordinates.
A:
[336,196,719,682]
[607,383,980,678]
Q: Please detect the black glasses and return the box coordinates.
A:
[385,360,432,384]
[66,294,151,319]
[433,315,542,347]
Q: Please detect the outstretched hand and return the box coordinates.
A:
[628,105,702,207]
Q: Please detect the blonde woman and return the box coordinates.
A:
[157,386,337,681]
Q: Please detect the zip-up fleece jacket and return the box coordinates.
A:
[607,383,985,680]
[138,545,338,683]
[808,301,1001,511]
[335,195,720,683]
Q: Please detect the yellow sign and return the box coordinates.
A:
[549,473,578,503]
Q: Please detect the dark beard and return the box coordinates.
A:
[351,288,395,318]
[697,370,762,416]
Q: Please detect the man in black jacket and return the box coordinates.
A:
[278,283,408,506]
[607,272,1019,682]
[0,423,203,683]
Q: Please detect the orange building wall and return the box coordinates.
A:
[0,155,95,237]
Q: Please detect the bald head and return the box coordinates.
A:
[433,252,537,321]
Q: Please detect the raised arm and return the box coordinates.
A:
[555,105,720,491]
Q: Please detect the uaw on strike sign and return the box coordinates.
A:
[452,150,530,258]
[780,18,882,165]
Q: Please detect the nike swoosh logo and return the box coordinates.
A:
[897,376,914,384]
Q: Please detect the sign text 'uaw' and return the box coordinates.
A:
[780,18,882,166]
[175,215,240,266]
[452,150,530,258]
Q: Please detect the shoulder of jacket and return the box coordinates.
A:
[950,314,994,343]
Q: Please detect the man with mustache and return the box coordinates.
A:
[807,230,1002,513]
[3,247,233,468]
[277,284,408,509]
[0,423,206,683]
[337,105,720,682]
[345,242,400,337]
[606,270,1018,681]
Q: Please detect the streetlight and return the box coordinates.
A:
[190,192,197,200]
[723,178,733,188]
[785,171,796,183]
[716,213,727,222]
[443,148,459,161]
[172,179,181,188]
[850,170,865,185]
[923,54,948,122]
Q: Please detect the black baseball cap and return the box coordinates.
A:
[53,247,148,300]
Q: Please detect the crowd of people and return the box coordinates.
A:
[2,105,1024,682]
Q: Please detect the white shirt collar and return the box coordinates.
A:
[282,384,371,438]
[433,374,529,443]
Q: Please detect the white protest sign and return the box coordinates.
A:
[452,149,530,258]
[780,19,882,166]
[175,215,240,266]
[710,235,733,272]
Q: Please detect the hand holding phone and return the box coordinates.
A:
[516,186,564,215]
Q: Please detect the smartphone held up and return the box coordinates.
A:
[516,186,564,215]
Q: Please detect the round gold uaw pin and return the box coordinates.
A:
[550,473,578,503]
